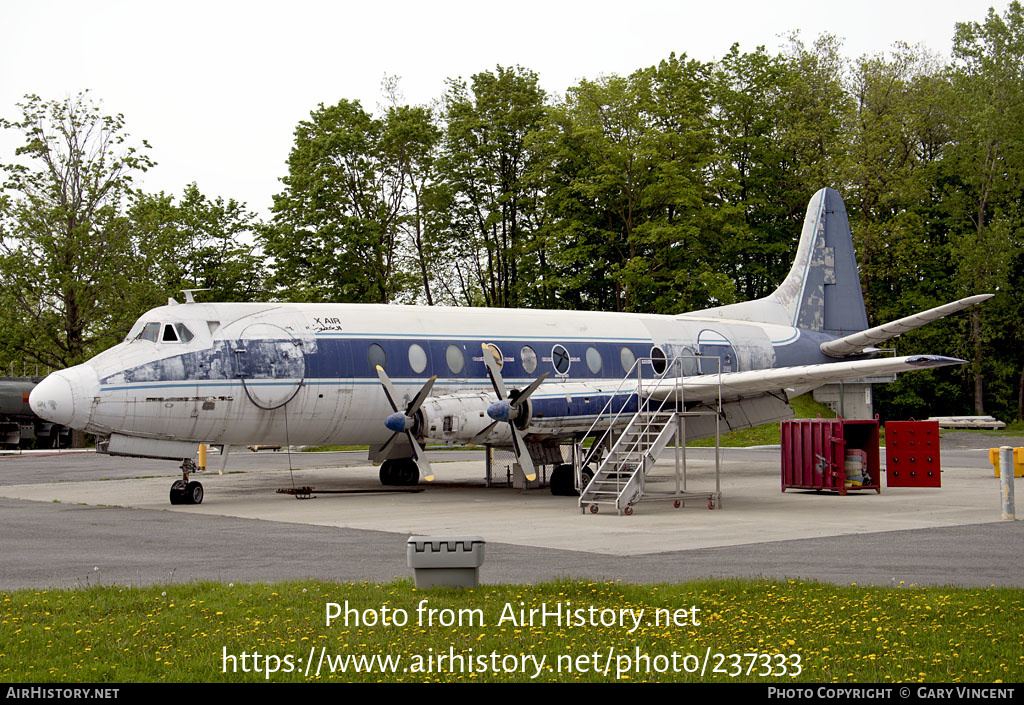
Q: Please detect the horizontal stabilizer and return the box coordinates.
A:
[819,295,992,358]
[646,355,966,404]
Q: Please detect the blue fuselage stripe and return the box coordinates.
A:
[101,337,666,387]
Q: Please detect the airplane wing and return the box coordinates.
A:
[644,355,965,403]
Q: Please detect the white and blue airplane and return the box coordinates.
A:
[29,188,988,504]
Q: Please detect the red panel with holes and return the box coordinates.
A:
[884,420,941,488]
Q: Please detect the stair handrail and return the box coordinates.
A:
[577,356,691,497]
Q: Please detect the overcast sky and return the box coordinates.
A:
[0,0,1005,218]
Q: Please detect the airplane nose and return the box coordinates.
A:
[29,365,99,429]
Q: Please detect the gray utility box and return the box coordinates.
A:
[407,536,486,589]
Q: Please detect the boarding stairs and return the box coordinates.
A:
[575,356,722,516]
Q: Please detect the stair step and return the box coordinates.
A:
[623,427,668,436]
[588,410,679,510]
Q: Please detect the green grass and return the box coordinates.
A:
[2,578,1019,683]
[688,394,836,448]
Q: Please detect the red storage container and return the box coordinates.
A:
[884,420,941,487]
[781,418,881,495]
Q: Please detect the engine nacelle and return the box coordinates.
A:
[419,392,518,444]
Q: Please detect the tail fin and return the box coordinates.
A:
[692,187,868,335]
[774,187,867,335]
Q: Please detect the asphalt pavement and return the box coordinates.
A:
[0,436,1020,589]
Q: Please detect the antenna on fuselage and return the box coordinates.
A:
[181,288,211,304]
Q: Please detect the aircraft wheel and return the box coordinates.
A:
[579,466,594,490]
[380,459,419,486]
[395,459,420,486]
[549,464,574,496]
[185,481,204,505]
[169,480,187,505]
[379,460,395,486]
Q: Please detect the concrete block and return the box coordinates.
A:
[407,536,485,588]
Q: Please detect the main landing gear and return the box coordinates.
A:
[379,458,420,486]
[170,458,204,505]
[549,464,594,496]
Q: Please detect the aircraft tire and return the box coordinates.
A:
[394,459,419,486]
[169,480,187,505]
[549,464,575,496]
[580,466,594,490]
[380,459,419,486]
[379,460,395,486]
[549,464,594,496]
[185,481,204,505]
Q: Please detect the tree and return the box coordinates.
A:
[262,99,413,303]
[434,66,548,308]
[536,56,723,314]
[946,1,1024,414]
[128,184,267,304]
[709,44,802,301]
[778,33,853,195]
[844,45,954,323]
[0,92,154,369]
[381,102,443,306]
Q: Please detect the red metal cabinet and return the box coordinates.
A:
[781,418,881,495]
[885,420,941,487]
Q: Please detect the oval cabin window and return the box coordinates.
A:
[367,343,387,371]
[446,344,465,374]
[408,344,427,374]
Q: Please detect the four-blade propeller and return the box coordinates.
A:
[375,366,436,482]
[474,343,548,482]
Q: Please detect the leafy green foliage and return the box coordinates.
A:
[432,66,548,308]
[0,92,155,368]
[536,56,725,313]
[261,99,416,303]
[128,184,266,304]
[0,93,268,372]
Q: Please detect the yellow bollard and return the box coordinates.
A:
[990,447,1024,477]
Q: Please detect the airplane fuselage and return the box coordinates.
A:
[35,301,833,449]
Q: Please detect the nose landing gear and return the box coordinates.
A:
[169,458,204,505]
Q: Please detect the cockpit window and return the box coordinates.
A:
[138,322,160,342]
[132,321,195,344]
